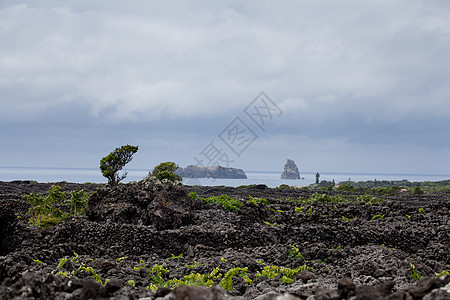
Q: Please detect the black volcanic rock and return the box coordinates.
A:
[281,159,300,179]
[175,165,247,179]
[1,181,450,299]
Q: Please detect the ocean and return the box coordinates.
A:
[1,167,449,188]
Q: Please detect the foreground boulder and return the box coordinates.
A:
[85,176,195,230]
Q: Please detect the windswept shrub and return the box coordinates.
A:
[100,144,138,186]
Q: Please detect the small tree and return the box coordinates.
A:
[152,161,182,182]
[100,145,139,186]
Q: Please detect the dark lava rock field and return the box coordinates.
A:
[1,179,450,299]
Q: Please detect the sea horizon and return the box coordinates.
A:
[1,166,449,188]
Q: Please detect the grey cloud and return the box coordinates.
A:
[0,1,449,174]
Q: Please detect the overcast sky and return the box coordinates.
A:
[1,1,449,175]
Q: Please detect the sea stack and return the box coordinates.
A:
[281,159,300,179]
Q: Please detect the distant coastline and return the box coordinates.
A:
[0,166,449,188]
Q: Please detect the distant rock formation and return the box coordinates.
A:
[281,159,300,179]
[175,165,247,179]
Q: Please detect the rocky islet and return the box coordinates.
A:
[175,165,247,179]
[281,159,301,180]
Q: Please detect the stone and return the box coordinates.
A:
[281,159,300,179]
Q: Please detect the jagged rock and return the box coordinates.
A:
[85,176,194,230]
[175,165,247,179]
[281,159,300,179]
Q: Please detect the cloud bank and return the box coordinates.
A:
[0,1,449,174]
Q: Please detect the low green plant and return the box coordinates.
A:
[255,265,313,282]
[288,244,304,260]
[127,279,136,288]
[185,261,202,268]
[57,258,68,269]
[188,191,199,200]
[219,267,252,291]
[410,263,421,280]
[191,193,244,212]
[70,252,79,263]
[308,206,315,215]
[284,196,307,203]
[33,259,43,265]
[166,253,183,260]
[370,214,384,221]
[53,253,103,284]
[134,260,169,287]
[79,264,103,284]
[342,216,357,222]
[419,208,425,216]
[336,184,355,192]
[263,221,278,227]
[277,184,290,189]
[115,256,127,263]
[284,192,384,206]
[236,184,256,188]
[295,206,305,212]
[247,195,270,205]
[436,270,450,278]
[355,194,384,204]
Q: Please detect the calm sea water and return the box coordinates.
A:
[1,167,449,188]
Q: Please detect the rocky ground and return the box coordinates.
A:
[0,179,449,300]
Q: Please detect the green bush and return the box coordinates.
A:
[247,195,270,205]
[152,161,182,182]
[67,190,90,215]
[277,184,290,189]
[190,192,243,212]
[412,186,424,196]
[336,184,355,192]
[370,186,401,196]
[26,185,90,227]
[203,194,244,212]
[26,185,68,226]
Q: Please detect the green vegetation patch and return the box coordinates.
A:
[283,192,384,206]
[188,192,244,212]
[26,185,90,227]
